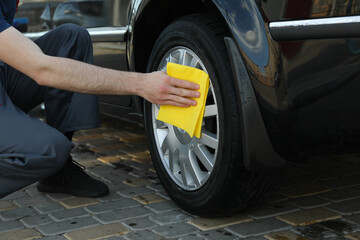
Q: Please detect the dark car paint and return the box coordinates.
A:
[18,0,360,169]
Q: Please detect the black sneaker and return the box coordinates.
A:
[36,158,109,197]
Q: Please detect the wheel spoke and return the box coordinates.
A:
[200,129,218,149]
[169,148,179,173]
[189,57,199,68]
[204,104,218,118]
[193,143,214,172]
[178,49,187,65]
[186,150,202,187]
[160,135,169,154]
[179,160,188,188]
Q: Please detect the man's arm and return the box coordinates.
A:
[0,27,200,107]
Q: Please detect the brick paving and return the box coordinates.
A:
[2,117,360,239]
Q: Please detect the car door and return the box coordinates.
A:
[47,0,133,110]
[258,0,360,157]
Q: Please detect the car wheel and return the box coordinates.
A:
[144,14,278,216]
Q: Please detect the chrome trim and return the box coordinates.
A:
[25,27,128,42]
[269,16,360,40]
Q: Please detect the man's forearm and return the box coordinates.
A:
[38,55,141,96]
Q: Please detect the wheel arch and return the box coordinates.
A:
[128,0,232,73]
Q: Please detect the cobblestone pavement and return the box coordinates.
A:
[2,117,360,240]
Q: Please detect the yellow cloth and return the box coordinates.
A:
[156,62,209,138]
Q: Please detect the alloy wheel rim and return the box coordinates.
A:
[151,46,219,191]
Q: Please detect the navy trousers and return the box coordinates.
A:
[0,24,101,198]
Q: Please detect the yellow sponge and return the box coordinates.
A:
[156,62,209,138]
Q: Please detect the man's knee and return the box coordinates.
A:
[56,23,92,46]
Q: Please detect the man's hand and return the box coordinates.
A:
[139,71,200,107]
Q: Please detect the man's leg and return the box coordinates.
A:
[2,24,108,197]
[0,81,72,198]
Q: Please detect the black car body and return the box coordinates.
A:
[18,0,360,216]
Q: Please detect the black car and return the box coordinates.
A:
[19,0,360,216]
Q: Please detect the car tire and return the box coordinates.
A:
[144,14,278,216]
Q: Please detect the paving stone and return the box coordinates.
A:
[178,235,204,240]
[188,214,251,231]
[24,187,45,196]
[0,219,24,232]
[122,217,158,230]
[317,186,360,203]
[145,200,179,213]
[123,178,151,187]
[344,214,360,225]
[60,197,99,209]
[36,236,67,240]
[287,196,330,209]
[293,223,337,239]
[64,223,129,240]
[133,193,165,205]
[97,155,127,164]
[152,222,198,238]
[147,184,165,192]
[90,143,129,153]
[118,187,154,198]
[1,191,27,201]
[0,201,16,212]
[1,228,42,240]
[13,195,50,207]
[242,237,268,240]
[317,218,360,235]
[97,170,130,184]
[225,218,291,238]
[326,198,360,215]
[97,191,124,202]
[149,210,192,226]
[100,236,126,240]
[95,206,152,224]
[49,208,90,221]
[73,133,105,142]
[37,217,99,235]
[276,208,341,226]
[198,229,238,240]
[264,230,307,240]
[20,215,53,228]
[283,174,319,186]
[0,207,37,220]
[85,198,140,214]
[279,183,331,198]
[123,231,163,240]
[46,193,73,201]
[321,175,360,189]
[248,202,300,220]
[346,232,360,240]
[34,202,65,214]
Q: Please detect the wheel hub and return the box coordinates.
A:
[174,126,192,145]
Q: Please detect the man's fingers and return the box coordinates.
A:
[171,77,200,90]
[173,87,200,98]
[170,95,197,106]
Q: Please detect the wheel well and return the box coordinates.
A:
[132,0,230,73]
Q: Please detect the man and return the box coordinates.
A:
[0,0,199,198]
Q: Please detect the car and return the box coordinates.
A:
[18,0,360,216]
